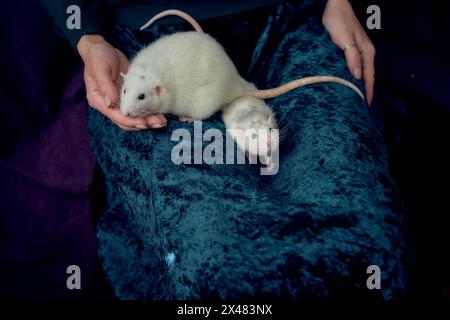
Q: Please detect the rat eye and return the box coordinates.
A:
[123,89,126,94]
[138,93,146,100]
[252,133,258,139]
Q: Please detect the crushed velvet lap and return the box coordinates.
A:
[88,4,409,300]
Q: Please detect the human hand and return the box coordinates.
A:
[322,0,376,105]
[77,35,167,130]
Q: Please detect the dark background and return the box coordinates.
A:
[353,0,450,300]
[0,0,449,300]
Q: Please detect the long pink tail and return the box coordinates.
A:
[140,9,203,32]
[244,76,365,100]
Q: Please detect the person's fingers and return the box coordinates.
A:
[145,115,167,128]
[87,96,145,130]
[344,42,363,80]
[326,25,363,80]
[113,49,130,106]
[86,89,105,111]
[362,57,375,105]
[102,107,151,130]
[85,72,150,129]
[102,107,150,129]
[84,72,107,110]
[357,36,376,105]
[91,61,119,107]
[113,121,142,131]
[116,49,129,74]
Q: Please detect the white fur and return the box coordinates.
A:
[222,96,279,159]
[120,31,251,119]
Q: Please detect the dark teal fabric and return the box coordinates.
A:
[88,1,409,300]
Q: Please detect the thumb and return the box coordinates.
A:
[91,61,119,107]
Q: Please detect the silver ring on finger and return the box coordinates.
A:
[342,43,357,52]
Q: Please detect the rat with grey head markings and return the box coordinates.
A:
[222,95,279,164]
[120,9,364,122]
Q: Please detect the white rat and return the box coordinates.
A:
[120,31,251,120]
[222,95,279,165]
[120,9,364,121]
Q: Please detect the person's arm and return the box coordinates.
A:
[40,1,167,130]
[39,0,108,49]
[322,0,376,105]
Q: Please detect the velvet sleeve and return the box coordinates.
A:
[320,0,356,11]
[39,0,109,49]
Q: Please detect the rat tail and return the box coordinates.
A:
[243,76,365,100]
[140,9,203,32]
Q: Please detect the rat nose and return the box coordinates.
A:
[267,140,272,149]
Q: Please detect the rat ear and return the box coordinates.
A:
[155,85,166,96]
[266,115,273,123]
[120,72,126,78]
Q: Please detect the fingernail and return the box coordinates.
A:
[135,124,147,129]
[353,67,362,80]
[104,97,111,108]
[151,123,165,129]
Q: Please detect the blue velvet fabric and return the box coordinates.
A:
[88,1,409,300]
